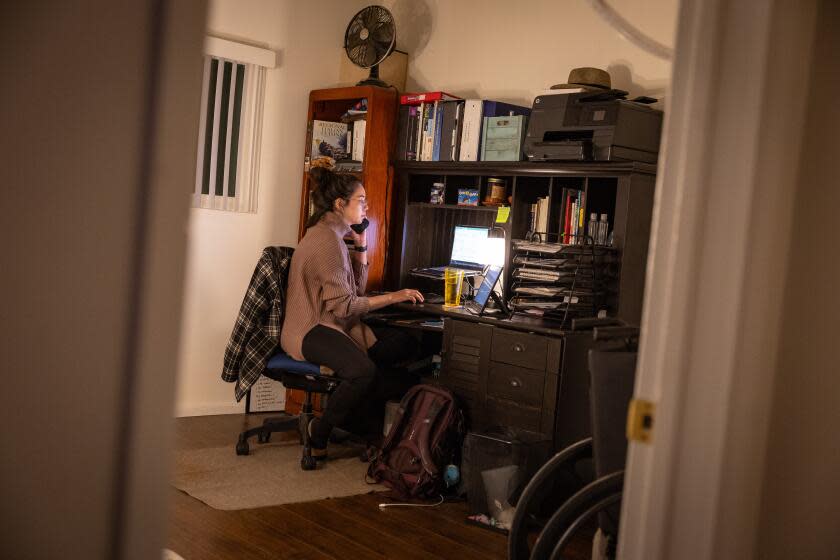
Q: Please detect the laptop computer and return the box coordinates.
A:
[411,225,490,278]
[465,265,504,315]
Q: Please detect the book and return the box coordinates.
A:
[421,101,438,162]
[480,114,527,161]
[563,191,573,243]
[407,105,419,160]
[351,119,366,161]
[311,120,348,159]
[432,102,444,161]
[400,91,461,105]
[396,104,421,161]
[439,101,464,162]
[417,102,427,161]
[395,104,410,160]
[459,100,531,161]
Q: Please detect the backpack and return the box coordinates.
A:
[367,385,464,500]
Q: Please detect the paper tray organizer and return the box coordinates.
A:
[508,232,620,326]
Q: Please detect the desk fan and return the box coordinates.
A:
[344,5,396,87]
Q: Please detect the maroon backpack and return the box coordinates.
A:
[367,385,464,500]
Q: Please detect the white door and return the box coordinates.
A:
[618,0,838,558]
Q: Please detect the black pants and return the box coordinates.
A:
[301,325,419,440]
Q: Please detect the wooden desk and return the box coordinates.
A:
[375,303,595,451]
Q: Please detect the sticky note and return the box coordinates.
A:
[495,206,510,224]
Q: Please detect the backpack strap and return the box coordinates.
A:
[414,397,443,474]
[378,385,424,452]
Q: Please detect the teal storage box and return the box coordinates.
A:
[481,115,527,161]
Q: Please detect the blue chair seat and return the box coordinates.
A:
[264,351,338,393]
[266,352,322,375]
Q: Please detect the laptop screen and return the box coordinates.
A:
[450,226,489,268]
[474,265,503,308]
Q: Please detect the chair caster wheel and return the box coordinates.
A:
[236,440,249,456]
[301,455,317,470]
[258,431,270,444]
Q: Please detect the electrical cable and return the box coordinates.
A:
[378,494,445,509]
[586,0,674,60]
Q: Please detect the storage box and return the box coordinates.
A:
[481,115,527,161]
[457,187,480,206]
[462,429,551,521]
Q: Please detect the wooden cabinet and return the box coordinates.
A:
[439,316,593,450]
[299,86,398,291]
[390,161,656,326]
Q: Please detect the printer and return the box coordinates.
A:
[523,90,663,164]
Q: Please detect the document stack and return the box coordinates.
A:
[508,236,619,326]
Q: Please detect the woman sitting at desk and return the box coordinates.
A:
[281,166,423,457]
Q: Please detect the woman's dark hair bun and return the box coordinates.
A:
[308,166,332,190]
[305,165,360,229]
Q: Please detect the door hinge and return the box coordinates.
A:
[626,399,655,443]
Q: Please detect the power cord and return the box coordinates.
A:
[378,494,445,509]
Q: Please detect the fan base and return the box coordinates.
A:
[356,77,390,88]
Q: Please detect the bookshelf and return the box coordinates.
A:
[299,86,399,291]
[389,161,657,325]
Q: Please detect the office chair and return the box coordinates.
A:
[508,318,639,560]
[235,353,340,470]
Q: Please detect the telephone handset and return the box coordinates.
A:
[350,217,370,234]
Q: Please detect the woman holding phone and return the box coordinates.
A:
[281,166,423,456]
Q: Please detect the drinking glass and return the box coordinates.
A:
[444,268,465,308]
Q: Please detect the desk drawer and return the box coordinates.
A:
[487,363,544,408]
[491,329,548,371]
[484,396,541,433]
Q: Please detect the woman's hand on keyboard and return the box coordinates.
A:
[367,289,424,311]
[390,289,424,304]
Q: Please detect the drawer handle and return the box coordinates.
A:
[510,378,522,388]
[513,343,525,352]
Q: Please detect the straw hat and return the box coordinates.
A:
[551,67,611,90]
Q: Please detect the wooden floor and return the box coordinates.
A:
[167,414,508,560]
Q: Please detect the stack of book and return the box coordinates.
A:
[559,188,586,244]
[309,117,366,172]
[507,239,619,326]
[395,92,531,162]
[529,197,550,235]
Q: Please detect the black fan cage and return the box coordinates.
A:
[344,5,396,68]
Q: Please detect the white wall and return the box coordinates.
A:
[176,0,679,416]
[176,0,368,416]
[384,0,677,108]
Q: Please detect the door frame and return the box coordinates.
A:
[618,0,819,558]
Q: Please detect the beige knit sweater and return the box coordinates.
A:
[280,211,375,361]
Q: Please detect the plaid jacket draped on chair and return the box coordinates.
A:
[222,246,293,401]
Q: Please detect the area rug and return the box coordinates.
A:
[171,438,383,510]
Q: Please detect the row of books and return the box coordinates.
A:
[310,118,366,163]
[560,189,586,245]
[527,189,611,246]
[395,91,531,162]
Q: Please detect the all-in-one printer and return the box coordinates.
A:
[523,90,663,164]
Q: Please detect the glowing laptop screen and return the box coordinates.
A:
[450,226,489,268]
